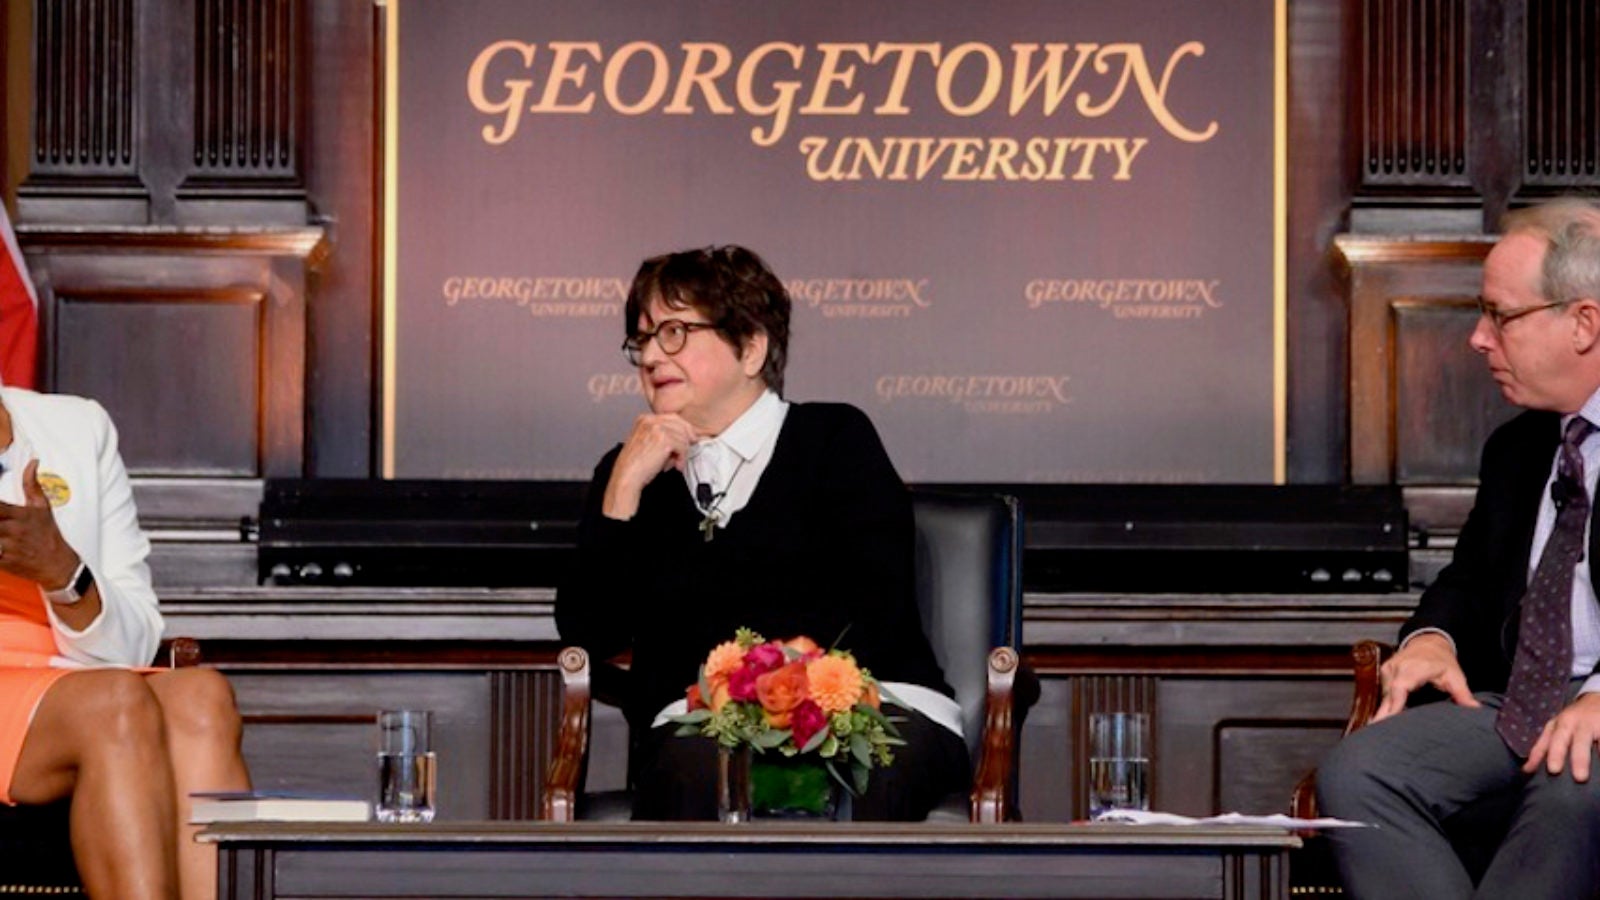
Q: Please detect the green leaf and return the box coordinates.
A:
[849,732,872,768]
[851,762,870,795]
[753,728,792,749]
[672,709,712,725]
[825,759,857,795]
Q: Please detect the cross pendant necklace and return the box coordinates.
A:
[691,455,747,543]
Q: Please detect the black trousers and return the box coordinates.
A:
[631,706,970,821]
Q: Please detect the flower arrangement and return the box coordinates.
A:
[671,627,903,797]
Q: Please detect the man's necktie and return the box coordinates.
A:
[1496,416,1596,756]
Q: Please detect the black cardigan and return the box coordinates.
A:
[556,402,952,730]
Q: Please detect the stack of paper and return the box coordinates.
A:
[189,791,371,824]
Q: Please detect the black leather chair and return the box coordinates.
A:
[541,490,1033,822]
[0,637,202,897]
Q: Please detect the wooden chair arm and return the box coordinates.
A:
[540,646,592,822]
[1290,639,1395,819]
[165,636,202,668]
[970,646,1020,823]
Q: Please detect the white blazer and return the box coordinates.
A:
[0,387,161,667]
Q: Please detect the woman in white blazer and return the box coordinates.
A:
[0,385,250,900]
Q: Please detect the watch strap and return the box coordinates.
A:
[43,561,92,606]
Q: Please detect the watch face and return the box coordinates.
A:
[72,564,94,596]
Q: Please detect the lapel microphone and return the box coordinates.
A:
[696,482,714,508]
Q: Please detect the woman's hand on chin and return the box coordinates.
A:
[602,413,696,520]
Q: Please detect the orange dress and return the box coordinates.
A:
[0,569,75,804]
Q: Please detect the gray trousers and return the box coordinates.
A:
[1317,686,1600,899]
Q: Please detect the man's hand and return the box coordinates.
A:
[1373,632,1481,723]
[1524,692,1600,781]
[0,460,79,589]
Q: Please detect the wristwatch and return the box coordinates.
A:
[43,561,95,606]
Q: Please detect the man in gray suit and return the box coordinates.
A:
[1319,198,1600,899]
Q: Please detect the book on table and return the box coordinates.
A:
[189,790,371,823]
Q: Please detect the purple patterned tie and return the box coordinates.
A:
[1496,416,1595,756]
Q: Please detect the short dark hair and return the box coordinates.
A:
[624,245,792,394]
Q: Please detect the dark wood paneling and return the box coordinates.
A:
[1217,723,1346,813]
[30,0,138,176]
[490,670,558,820]
[55,288,262,474]
[1523,0,1599,189]
[1362,0,1471,186]
[1339,235,1494,483]
[180,0,307,222]
[1392,299,1517,482]
[1158,679,1353,818]
[229,671,496,821]
[19,225,324,487]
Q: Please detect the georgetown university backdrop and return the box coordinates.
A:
[384,0,1284,483]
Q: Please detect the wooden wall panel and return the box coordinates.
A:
[1362,0,1471,187]
[229,671,497,821]
[18,226,325,486]
[1158,679,1352,817]
[1524,0,1598,189]
[32,0,137,175]
[1392,299,1517,483]
[54,289,262,474]
[1339,236,1494,484]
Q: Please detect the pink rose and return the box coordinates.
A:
[743,642,786,673]
[728,664,761,701]
[790,700,828,747]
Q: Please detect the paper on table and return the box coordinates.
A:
[1092,809,1370,829]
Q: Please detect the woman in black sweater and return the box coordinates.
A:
[556,245,968,820]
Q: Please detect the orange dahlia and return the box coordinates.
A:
[703,640,745,682]
[806,653,865,714]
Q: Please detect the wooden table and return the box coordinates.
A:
[204,821,1299,899]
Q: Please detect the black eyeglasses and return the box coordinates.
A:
[1477,296,1569,332]
[622,319,720,366]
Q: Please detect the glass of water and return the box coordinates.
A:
[376,709,436,823]
[1088,712,1150,818]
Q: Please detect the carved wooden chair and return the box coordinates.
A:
[1289,639,1515,894]
[542,491,1034,823]
[0,637,202,897]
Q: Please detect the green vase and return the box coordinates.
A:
[750,755,838,818]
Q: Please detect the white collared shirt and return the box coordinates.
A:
[681,388,788,531]
[1528,389,1600,694]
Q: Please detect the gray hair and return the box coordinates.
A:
[1502,198,1600,305]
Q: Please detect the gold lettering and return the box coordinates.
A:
[870,44,941,114]
[1008,44,1097,116]
[534,42,602,112]
[738,42,805,146]
[801,43,870,114]
[936,43,1003,116]
[466,41,536,144]
[665,43,735,114]
[603,41,670,114]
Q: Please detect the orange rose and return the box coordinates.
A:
[704,640,745,682]
[686,683,707,711]
[806,654,865,714]
[755,661,809,728]
[709,680,732,712]
[783,635,823,659]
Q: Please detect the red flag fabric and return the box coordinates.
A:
[0,205,39,389]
